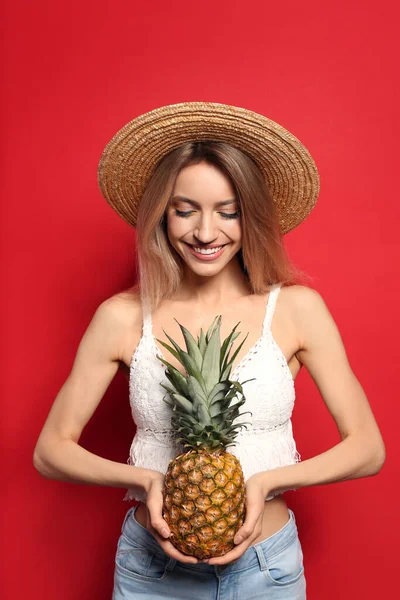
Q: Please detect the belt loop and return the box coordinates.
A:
[254,544,268,571]
[121,505,135,533]
[166,558,177,572]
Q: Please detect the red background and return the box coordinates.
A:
[2,1,398,598]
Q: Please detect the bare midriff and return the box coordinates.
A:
[134,493,290,552]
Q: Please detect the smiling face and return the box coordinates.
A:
[164,161,242,276]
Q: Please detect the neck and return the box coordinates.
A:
[177,257,252,306]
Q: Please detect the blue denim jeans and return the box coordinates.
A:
[112,504,306,599]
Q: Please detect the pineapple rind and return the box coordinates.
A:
[163,449,246,559]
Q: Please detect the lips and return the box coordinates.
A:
[183,241,228,261]
[185,242,227,249]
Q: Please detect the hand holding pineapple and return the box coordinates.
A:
[142,469,200,564]
[155,314,257,560]
[142,469,271,566]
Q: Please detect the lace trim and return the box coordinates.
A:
[268,333,295,387]
[230,334,268,378]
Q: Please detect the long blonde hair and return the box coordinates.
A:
[123,141,312,311]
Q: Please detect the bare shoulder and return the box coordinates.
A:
[279,284,331,347]
[95,291,142,334]
[279,283,322,305]
[279,284,326,317]
[101,289,142,321]
[96,290,143,362]
[280,284,346,358]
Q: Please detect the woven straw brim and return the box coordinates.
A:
[98,102,320,234]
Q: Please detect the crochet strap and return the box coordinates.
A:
[140,296,153,337]
[263,284,282,333]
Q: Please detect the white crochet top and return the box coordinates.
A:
[123,284,300,503]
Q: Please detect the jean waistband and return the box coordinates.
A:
[119,503,299,575]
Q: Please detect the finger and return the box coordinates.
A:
[146,497,171,539]
[233,504,263,545]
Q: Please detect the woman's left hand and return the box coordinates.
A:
[206,472,268,566]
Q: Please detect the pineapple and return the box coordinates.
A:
[155,315,255,560]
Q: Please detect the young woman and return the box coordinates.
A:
[33,103,385,599]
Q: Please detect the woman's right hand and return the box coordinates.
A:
[143,470,199,564]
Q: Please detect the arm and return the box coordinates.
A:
[33,294,199,565]
[264,286,386,496]
[33,295,155,493]
[207,286,386,566]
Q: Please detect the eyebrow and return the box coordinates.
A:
[170,195,237,208]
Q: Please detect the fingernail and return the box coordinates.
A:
[161,527,170,537]
[234,535,243,544]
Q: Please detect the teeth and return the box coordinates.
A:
[193,245,223,255]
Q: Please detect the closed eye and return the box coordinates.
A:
[174,209,239,220]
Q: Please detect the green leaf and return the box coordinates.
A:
[221,331,249,374]
[219,399,235,412]
[228,380,245,394]
[187,375,208,412]
[224,408,241,421]
[220,324,241,367]
[156,355,187,378]
[154,338,181,362]
[178,414,198,425]
[209,403,222,418]
[210,393,228,407]
[158,330,203,385]
[221,363,232,381]
[201,317,221,394]
[237,377,257,386]
[227,396,244,409]
[159,382,175,394]
[198,328,207,356]
[221,332,241,370]
[208,382,230,405]
[171,393,194,414]
[205,315,220,343]
[224,421,252,434]
[174,319,204,368]
[224,407,244,423]
[160,328,185,353]
[164,367,190,397]
[162,395,174,408]
[211,440,223,448]
[177,350,207,393]
[196,403,211,425]
[222,389,241,401]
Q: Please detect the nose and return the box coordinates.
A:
[193,212,219,244]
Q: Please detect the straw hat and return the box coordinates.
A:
[98,102,320,234]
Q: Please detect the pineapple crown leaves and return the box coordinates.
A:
[155,315,255,450]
